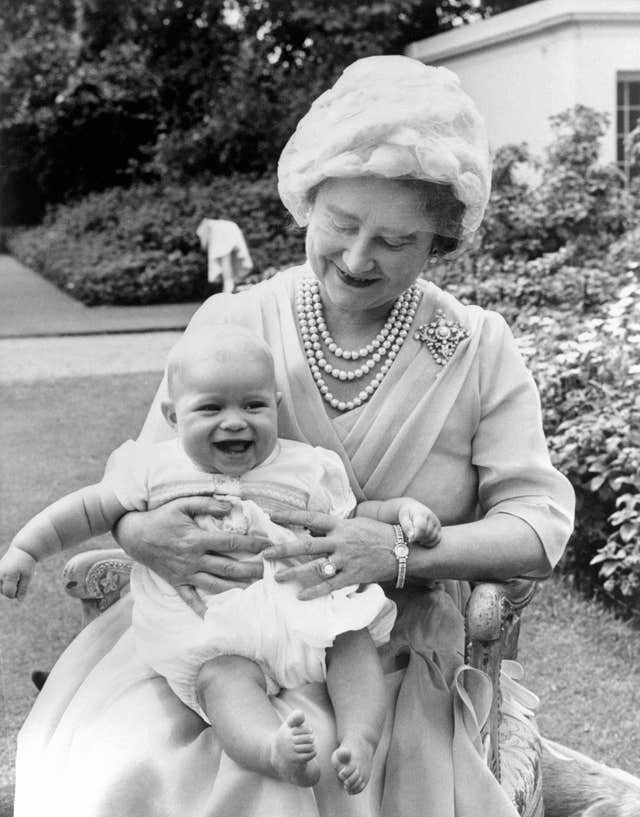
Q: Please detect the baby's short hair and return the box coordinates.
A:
[166,325,276,400]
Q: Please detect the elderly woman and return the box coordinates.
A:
[15,56,574,816]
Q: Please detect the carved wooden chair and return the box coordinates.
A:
[62,549,541,816]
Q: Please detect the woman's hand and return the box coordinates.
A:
[113,496,269,616]
[263,510,399,600]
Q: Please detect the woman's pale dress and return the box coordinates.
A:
[15,266,574,817]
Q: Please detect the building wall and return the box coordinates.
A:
[573,23,640,163]
[432,25,578,159]
[407,0,640,163]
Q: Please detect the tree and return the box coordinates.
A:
[0,0,542,222]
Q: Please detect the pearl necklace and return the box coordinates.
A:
[296,275,421,412]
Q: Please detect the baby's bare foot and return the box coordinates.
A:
[270,710,321,788]
[331,736,375,795]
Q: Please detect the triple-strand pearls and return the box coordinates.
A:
[297,276,421,412]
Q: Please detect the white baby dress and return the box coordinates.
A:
[103,437,396,720]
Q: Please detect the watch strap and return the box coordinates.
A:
[392,524,408,589]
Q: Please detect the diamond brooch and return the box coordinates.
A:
[414,309,469,366]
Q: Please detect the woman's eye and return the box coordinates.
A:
[329,218,357,234]
[380,237,410,249]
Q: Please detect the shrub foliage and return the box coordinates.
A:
[427,107,640,610]
[9,176,305,304]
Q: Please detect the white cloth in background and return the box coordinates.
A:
[196,219,254,291]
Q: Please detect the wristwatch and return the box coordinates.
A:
[392,525,409,589]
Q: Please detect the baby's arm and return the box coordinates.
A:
[0,482,128,600]
[356,498,441,548]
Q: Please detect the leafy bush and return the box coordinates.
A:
[8,175,305,304]
[431,244,620,328]
[478,107,633,262]
[517,281,640,607]
[427,107,640,607]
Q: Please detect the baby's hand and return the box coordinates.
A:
[0,547,37,600]
[398,500,441,548]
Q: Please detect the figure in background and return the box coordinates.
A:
[196,219,254,294]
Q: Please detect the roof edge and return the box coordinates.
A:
[407,4,640,63]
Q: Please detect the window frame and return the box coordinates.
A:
[616,71,640,178]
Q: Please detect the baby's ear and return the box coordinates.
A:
[161,400,178,429]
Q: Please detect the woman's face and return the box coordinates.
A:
[305,177,436,316]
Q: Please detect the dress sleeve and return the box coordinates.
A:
[473,311,575,569]
[102,440,152,512]
[308,447,358,519]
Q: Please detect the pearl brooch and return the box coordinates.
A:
[414,309,469,365]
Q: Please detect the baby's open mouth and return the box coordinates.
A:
[213,440,253,454]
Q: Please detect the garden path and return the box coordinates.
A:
[0,254,199,338]
[0,252,202,379]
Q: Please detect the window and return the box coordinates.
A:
[617,73,640,178]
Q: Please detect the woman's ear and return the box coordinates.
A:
[161,401,178,429]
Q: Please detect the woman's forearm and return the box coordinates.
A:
[405,514,551,583]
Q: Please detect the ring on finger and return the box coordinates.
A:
[321,557,338,578]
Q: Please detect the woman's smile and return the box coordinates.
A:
[332,262,380,289]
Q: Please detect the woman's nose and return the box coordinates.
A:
[342,236,375,276]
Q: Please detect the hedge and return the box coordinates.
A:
[8,175,306,305]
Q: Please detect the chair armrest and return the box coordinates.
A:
[464,578,537,781]
[63,548,134,626]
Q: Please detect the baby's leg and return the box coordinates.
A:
[326,628,386,795]
[196,655,320,787]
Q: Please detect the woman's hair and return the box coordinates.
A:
[402,179,465,256]
[278,55,491,248]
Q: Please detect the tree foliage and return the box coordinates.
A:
[0,0,536,223]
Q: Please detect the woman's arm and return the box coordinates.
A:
[263,509,548,601]
[411,514,550,581]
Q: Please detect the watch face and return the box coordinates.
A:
[395,544,409,558]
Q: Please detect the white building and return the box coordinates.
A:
[406,0,640,171]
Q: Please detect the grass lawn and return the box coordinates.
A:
[0,372,160,792]
[1,370,639,809]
